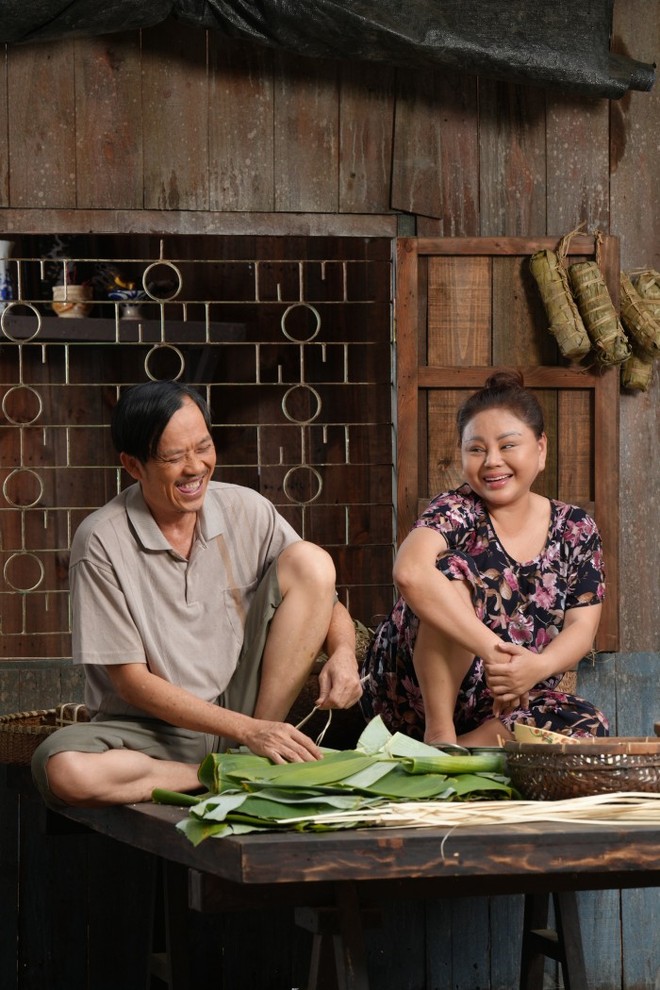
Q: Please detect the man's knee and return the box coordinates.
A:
[278,540,336,590]
[45,750,105,806]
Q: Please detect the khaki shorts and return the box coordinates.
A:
[31,558,282,809]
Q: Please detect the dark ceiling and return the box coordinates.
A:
[0,0,655,99]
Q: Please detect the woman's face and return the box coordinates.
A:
[460,406,547,507]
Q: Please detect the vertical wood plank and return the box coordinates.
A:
[621,885,660,990]
[0,46,8,206]
[273,52,339,212]
[575,653,622,988]
[427,257,492,366]
[492,256,555,366]
[427,389,465,497]
[580,653,660,990]
[610,0,660,653]
[391,69,479,235]
[489,894,525,989]
[339,61,395,214]
[0,768,18,990]
[17,790,90,988]
[557,389,592,506]
[208,35,275,211]
[368,899,426,988]
[142,19,209,211]
[7,39,77,208]
[396,238,421,542]
[74,33,143,210]
[592,364,619,652]
[546,95,610,233]
[478,80,547,236]
[451,897,491,989]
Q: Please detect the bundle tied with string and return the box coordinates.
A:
[568,260,631,366]
[529,232,591,360]
[634,268,660,320]
[620,272,660,357]
[621,342,656,392]
[619,273,660,392]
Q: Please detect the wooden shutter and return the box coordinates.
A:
[395,235,619,652]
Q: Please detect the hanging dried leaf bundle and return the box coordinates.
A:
[621,343,656,392]
[529,249,591,359]
[632,268,660,321]
[568,261,631,366]
[620,272,660,356]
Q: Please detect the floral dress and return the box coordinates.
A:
[360,485,609,739]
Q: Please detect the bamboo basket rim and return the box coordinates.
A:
[0,707,60,730]
[505,737,660,757]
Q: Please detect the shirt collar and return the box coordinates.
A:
[125,482,225,551]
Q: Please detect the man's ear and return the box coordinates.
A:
[119,451,143,481]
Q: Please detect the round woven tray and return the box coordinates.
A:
[504,737,660,801]
[0,704,89,766]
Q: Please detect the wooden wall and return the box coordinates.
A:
[0,5,657,653]
[1,3,659,988]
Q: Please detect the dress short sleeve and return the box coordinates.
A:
[563,507,606,608]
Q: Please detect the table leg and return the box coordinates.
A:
[520,891,587,990]
[553,891,588,990]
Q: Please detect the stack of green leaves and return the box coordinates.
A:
[154,716,513,845]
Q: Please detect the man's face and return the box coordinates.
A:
[120,398,216,526]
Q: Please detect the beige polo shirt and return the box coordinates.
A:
[70,481,300,717]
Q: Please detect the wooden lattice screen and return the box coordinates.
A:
[395,235,619,652]
[0,234,393,667]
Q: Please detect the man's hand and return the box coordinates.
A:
[243,719,323,764]
[316,647,363,709]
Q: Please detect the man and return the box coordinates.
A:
[32,380,362,808]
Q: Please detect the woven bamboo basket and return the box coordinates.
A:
[504,737,660,801]
[0,703,89,766]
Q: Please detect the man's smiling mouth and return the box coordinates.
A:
[176,477,205,495]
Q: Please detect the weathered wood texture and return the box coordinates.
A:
[396,235,620,651]
[0,7,658,988]
[610,2,660,655]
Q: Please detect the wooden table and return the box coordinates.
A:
[49,797,660,990]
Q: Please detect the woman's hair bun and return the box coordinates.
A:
[483,369,525,391]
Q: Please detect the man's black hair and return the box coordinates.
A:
[111,381,212,463]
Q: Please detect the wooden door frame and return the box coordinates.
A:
[395,235,619,652]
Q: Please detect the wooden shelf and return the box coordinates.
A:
[0,315,246,343]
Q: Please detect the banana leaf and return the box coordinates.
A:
[155,716,515,843]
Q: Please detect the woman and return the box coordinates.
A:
[360,370,609,745]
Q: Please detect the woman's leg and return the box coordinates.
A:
[412,578,476,745]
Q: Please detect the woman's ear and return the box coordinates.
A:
[537,432,548,471]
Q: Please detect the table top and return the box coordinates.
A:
[53,798,660,891]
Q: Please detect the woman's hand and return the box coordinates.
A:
[483,642,536,715]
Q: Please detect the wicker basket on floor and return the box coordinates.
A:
[504,737,660,801]
[0,704,89,766]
